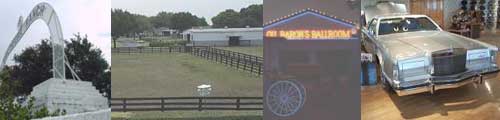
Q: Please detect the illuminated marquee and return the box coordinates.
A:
[265,29,357,40]
[264,8,358,40]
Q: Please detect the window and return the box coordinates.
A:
[378,17,438,35]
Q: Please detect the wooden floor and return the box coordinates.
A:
[362,32,500,120]
[361,74,500,120]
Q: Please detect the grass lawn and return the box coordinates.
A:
[111,53,262,98]
[216,46,263,57]
[111,111,262,120]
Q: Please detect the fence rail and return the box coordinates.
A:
[112,46,264,76]
[111,97,263,112]
[112,47,188,54]
[191,47,263,76]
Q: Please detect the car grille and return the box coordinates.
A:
[431,48,467,76]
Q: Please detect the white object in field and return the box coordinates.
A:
[266,80,305,117]
[30,78,108,114]
[197,84,212,96]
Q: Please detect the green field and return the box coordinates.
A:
[111,53,262,98]
[216,46,263,57]
[112,111,262,120]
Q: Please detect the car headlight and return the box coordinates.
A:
[467,49,490,60]
[397,57,429,82]
[491,50,497,62]
[393,68,398,80]
[490,50,498,67]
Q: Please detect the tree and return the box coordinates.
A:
[113,9,208,37]
[65,34,111,99]
[9,34,111,99]
[150,11,208,31]
[239,4,263,27]
[0,67,63,119]
[197,17,208,26]
[10,40,52,95]
[211,9,241,28]
[170,12,201,32]
[211,4,263,28]
[111,9,133,48]
[151,12,173,28]
[111,9,154,46]
[131,14,153,39]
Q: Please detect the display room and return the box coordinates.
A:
[361,0,500,119]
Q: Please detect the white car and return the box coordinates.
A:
[362,2,499,96]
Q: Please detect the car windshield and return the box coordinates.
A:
[378,17,438,35]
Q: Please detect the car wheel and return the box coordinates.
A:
[375,57,392,93]
[380,74,390,90]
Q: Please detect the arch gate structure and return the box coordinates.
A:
[1,2,65,79]
[1,2,108,115]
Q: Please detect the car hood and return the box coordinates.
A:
[378,31,493,61]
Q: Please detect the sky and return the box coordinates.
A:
[112,0,263,25]
[0,0,111,65]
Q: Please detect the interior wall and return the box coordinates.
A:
[443,0,461,29]
[361,0,409,11]
[361,0,460,29]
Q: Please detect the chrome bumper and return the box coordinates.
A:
[394,68,499,96]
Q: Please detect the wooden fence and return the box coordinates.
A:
[111,97,263,112]
[112,46,264,76]
[112,47,188,54]
[191,47,263,75]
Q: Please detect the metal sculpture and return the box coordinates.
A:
[1,2,65,79]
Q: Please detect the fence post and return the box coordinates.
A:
[169,47,172,53]
[193,47,196,56]
[161,97,165,112]
[198,97,203,111]
[219,49,222,62]
[243,55,248,71]
[236,98,241,110]
[202,48,205,58]
[205,48,209,59]
[224,50,228,65]
[128,47,131,55]
[258,62,262,75]
[251,58,255,74]
[197,48,200,56]
[123,98,127,112]
[229,52,233,67]
[215,49,219,62]
[211,48,214,60]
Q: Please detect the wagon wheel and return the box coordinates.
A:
[266,80,305,117]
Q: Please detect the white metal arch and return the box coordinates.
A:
[1,2,65,79]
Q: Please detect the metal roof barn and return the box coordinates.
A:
[182,28,263,46]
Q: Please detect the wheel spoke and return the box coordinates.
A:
[266,80,305,117]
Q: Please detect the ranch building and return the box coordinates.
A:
[182,27,263,46]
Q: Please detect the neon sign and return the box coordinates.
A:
[265,29,357,40]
